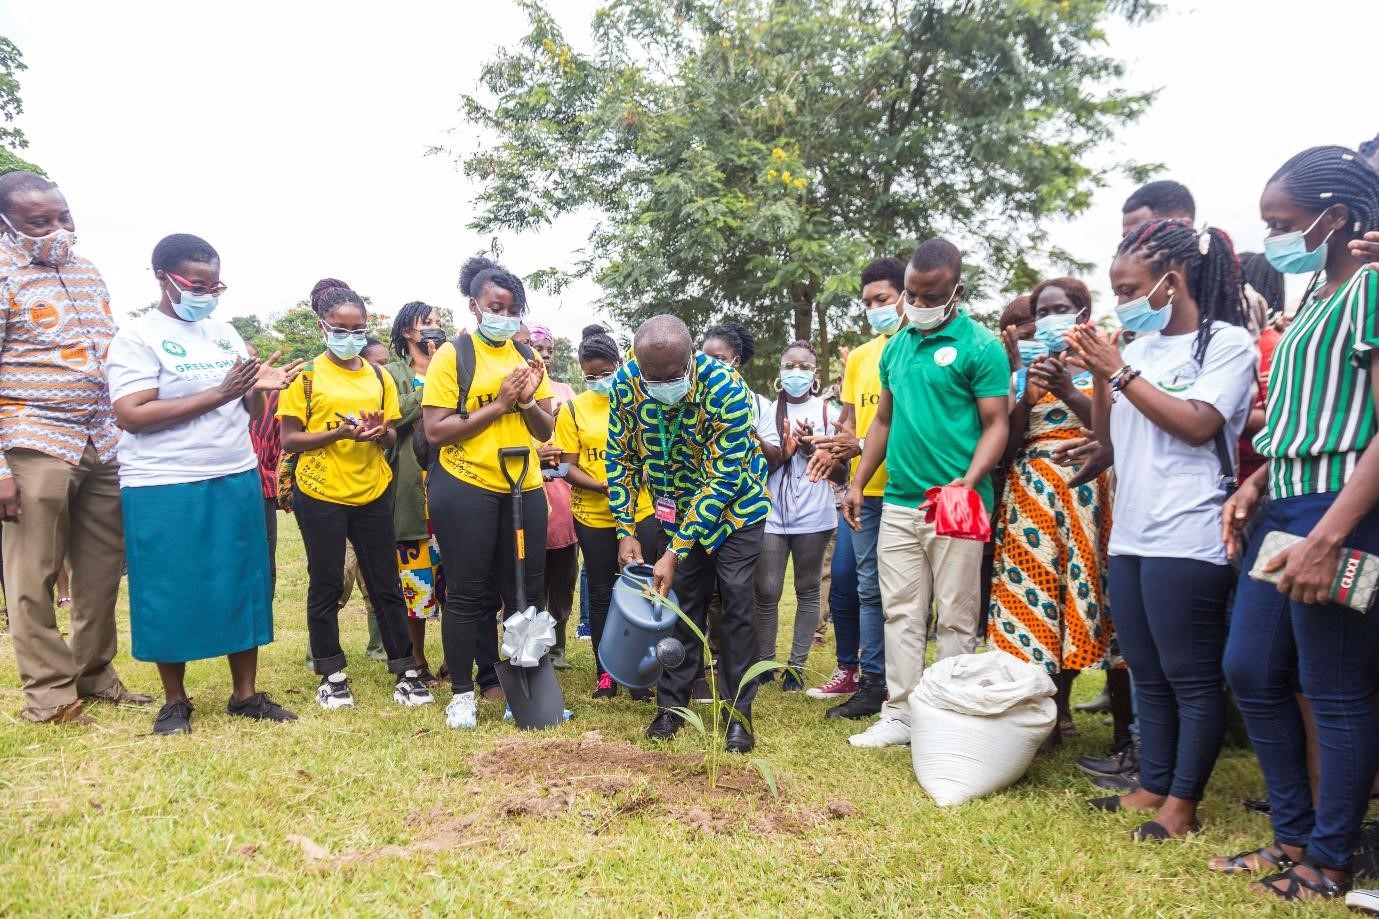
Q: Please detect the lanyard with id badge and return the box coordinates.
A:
[653,405,685,526]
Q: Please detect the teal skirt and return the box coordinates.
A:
[123,469,273,663]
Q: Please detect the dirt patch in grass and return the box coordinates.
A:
[293,732,848,867]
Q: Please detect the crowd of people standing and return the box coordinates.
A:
[3,134,1379,905]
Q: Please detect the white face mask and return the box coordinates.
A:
[904,287,958,330]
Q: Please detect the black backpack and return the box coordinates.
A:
[412,333,538,469]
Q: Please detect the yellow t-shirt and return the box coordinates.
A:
[554,389,653,529]
[841,332,891,497]
[277,354,402,506]
[422,336,553,493]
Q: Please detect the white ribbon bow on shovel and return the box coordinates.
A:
[500,605,557,667]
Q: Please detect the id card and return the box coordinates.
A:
[654,497,677,525]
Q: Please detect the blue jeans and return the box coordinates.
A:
[1108,554,1233,801]
[1225,492,1379,871]
[578,566,589,629]
[829,511,860,671]
[850,498,886,681]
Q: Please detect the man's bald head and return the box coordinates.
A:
[634,315,693,381]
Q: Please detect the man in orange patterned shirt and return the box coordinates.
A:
[0,172,149,723]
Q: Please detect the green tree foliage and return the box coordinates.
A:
[271,306,328,364]
[0,36,43,176]
[453,0,1156,385]
[551,335,581,385]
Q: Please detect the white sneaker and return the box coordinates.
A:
[848,717,911,748]
[445,691,477,729]
[393,671,435,707]
[316,672,354,710]
[1347,890,1379,915]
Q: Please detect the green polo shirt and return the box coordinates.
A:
[878,311,1011,510]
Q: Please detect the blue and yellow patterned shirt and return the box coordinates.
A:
[606,351,769,558]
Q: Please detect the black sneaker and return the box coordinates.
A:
[153,698,193,735]
[393,671,436,707]
[592,673,618,700]
[826,678,885,719]
[226,692,298,722]
[781,668,805,693]
[1089,772,1139,793]
[1076,740,1139,778]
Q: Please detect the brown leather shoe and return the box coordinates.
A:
[20,699,93,725]
[480,685,505,702]
[84,679,154,706]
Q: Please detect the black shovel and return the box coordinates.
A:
[493,446,565,730]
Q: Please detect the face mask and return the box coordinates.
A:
[2,214,76,268]
[1034,313,1079,352]
[865,302,903,335]
[477,311,521,342]
[419,328,448,350]
[1017,339,1050,367]
[904,288,958,331]
[1114,274,1172,334]
[780,369,815,398]
[586,374,614,397]
[1264,211,1334,275]
[324,328,367,359]
[646,373,691,405]
[171,291,220,322]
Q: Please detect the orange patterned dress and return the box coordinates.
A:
[988,386,1114,674]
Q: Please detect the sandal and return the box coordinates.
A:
[1131,819,1201,842]
[1209,845,1295,875]
[1254,858,1351,902]
[1086,795,1122,813]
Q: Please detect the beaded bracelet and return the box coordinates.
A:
[1112,367,1141,393]
[1107,364,1131,388]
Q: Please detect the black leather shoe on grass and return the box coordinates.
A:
[153,699,194,735]
[646,709,682,741]
[725,721,755,754]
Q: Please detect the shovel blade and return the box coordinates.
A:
[494,657,564,730]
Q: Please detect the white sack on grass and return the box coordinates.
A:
[909,652,1057,806]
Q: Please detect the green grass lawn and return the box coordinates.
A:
[0,527,1366,916]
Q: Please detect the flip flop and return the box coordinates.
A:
[1085,795,1122,813]
[1132,819,1201,842]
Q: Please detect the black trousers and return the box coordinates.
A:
[575,516,664,677]
[294,487,416,676]
[429,469,547,694]
[263,497,278,599]
[659,523,764,719]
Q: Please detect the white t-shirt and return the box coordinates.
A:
[1108,322,1257,564]
[106,311,258,488]
[751,391,781,447]
[762,395,838,535]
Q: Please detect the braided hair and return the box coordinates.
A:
[1269,145,1379,237]
[1237,253,1285,318]
[310,278,365,318]
[578,324,621,365]
[390,300,437,358]
[310,278,354,315]
[702,320,757,367]
[1116,219,1244,364]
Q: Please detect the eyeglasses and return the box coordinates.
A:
[322,323,368,340]
[781,361,816,372]
[641,361,692,385]
[166,272,228,297]
[584,371,615,383]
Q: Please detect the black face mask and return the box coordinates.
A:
[419,328,448,350]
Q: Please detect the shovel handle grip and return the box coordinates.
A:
[498,447,530,494]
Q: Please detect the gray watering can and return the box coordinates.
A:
[599,564,687,690]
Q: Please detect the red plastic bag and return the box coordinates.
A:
[919,485,992,542]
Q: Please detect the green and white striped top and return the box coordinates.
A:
[1254,267,1379,498]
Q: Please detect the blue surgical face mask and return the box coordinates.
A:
[865,303,903,335]
[1017,339,1050,367]
[323,325,367,359]
[1264,210,1334,275]
[780,369,815,398]
[646,370,691,405]
[1114,274,1172,334]
[586,374,614,397]
[171,290,220,322]
[1034,313,1079,352]
[477,311,522,342]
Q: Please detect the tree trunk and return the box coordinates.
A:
[792,301,812,344]
[815,300,831,386]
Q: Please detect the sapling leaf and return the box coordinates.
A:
[736,659,784,693]
[750,759,779,799]
[667,706,705,736]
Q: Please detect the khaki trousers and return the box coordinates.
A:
[2,445,124,711]
[877,502,984,724]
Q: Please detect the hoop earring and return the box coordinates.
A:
[772,376,783,393]
[811,378,820,395]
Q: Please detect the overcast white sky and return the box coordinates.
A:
[2,0,1375,340]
